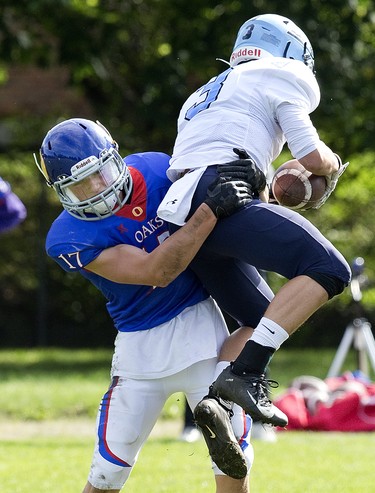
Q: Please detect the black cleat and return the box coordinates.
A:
[211,365,288,428]
[194,396,248,480]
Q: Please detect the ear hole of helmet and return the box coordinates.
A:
[283,41,292,58]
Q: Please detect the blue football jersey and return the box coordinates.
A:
[46,151,208,332]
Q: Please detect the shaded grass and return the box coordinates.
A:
[0,348,112,420]
[0,348,186,421]
[0,347,371,421]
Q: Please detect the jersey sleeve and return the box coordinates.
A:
[268,60,321,159]
[265,58,320,112]
[277,103,321,159]
[46,214,104,272]
[49,243,103,273]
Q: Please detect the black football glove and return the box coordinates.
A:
[204,176,253,219]
[217,148,267,196]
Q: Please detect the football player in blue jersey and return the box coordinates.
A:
[0,176,27,233]
[158,13,351,458]
[34,118,263,492]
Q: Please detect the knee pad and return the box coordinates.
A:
[306,271,349,299]
[88,455,133,490]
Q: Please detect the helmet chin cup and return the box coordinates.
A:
[86,191,119,216]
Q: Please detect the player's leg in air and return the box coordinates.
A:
[180,166,350,428]
[186,253,274,476]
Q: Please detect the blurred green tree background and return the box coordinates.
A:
[0,0,374,347]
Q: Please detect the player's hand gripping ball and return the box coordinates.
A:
[271,160,326,210]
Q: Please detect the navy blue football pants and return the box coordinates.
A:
[169,166,351,328]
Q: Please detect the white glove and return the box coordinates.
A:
[312,154,349,209]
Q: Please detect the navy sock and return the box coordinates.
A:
[231,340,275,376]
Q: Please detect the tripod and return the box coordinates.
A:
[327,257,375,378]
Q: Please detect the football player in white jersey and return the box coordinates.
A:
[158,13,351,462]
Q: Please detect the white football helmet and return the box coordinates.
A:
[230,13,315,72]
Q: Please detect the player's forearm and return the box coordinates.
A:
[86,204,216,286]
[299,144,339,176]
[154,203,217,286]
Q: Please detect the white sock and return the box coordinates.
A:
[250,317,289,350]
[214,360,231,380]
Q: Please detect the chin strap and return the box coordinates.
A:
[215,57,231,66]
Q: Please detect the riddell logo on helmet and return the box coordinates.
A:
[73,156,96,171]
[230,47,262,63]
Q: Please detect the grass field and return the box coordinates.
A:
[0,348,374,492]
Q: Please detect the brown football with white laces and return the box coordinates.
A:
[271,159,326,210]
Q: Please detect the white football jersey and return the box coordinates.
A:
[168,58,321,182]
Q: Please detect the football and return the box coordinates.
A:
[271,159,327,210]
